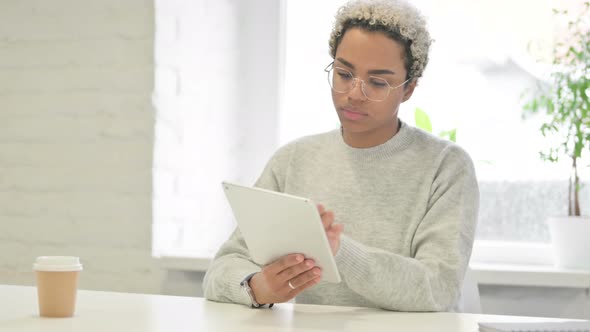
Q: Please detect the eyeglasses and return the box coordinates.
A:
[324,62,411,102]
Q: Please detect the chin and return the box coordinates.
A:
[340,122,368,134]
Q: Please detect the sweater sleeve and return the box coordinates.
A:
[202,143,293,305]
[334,145,479,312]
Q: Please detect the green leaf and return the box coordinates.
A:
[414,108,432,133]
[449,129,457,142]
[439,129,457,142]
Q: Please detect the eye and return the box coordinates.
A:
[369,78,389,88]
[336,69,353,80]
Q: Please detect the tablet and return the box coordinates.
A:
[222,182,341,283]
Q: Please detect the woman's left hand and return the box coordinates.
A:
[317,204,344,255]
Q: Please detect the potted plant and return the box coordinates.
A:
[523,2,590,269]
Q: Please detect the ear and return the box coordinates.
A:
[401,79,417,103]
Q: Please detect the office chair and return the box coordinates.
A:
[457,267,482,313]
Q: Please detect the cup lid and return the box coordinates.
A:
[33,256,83,272]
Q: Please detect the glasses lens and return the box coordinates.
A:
[364,76,391,101]
[326,64,404,101]
[328,67,354,93]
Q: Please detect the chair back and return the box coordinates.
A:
[456,267,481,313]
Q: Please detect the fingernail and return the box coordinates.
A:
[296,255,303,262]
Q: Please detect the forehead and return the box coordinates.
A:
[335,27,406,74]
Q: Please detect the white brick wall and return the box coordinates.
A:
[0,0,282,295]
[0,0,162,293]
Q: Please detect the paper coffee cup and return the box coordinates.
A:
[33,256,83,318]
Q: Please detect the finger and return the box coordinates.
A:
[327,223,343,239]
[288,266,321,289]
[276,259,315,283]
[265,253,304,275]
[321,210,335,231]
[326,223,343,252]
[317,204,325,215]
[331,223,344,234]
[289,272,322,296]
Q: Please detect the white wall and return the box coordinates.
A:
[152,0,283,258]
[0,0,163,293]
[0,0,283,296]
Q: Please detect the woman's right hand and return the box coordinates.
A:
[249,254,322,305]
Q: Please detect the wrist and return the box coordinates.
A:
[240,272,273,308]
[248,273,267,304]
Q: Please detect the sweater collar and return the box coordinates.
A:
[336,120,415,161]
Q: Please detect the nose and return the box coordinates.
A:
[347,78,368,102]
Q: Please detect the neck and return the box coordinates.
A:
[342,119,400,148]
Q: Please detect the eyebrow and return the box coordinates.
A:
[336,57,396,75]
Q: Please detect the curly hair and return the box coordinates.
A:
[329,0,432,80]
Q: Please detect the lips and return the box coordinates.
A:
[340,107,367,121]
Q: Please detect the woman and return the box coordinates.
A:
[203,0,479,311]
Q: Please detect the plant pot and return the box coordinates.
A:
[547,217,590,270]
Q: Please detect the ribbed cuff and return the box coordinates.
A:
[335,235,370,283]
[227,269,259,307]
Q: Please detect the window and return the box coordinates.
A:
[153,0,282,259]
[282,0,589,258]
[154,0,589,264]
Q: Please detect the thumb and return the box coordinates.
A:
[332,223,344,234]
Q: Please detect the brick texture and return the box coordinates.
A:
[0,0,161,293]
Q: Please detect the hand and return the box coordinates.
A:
[317,204,344,255]
[249,254,322,305]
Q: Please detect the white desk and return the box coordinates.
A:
[0,285,567,332]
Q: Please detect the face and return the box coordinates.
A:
[332,27,416,148]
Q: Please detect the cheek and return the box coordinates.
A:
[376,96,402,116]
[331,90,343,105]
[386,91,406,108]
[373,103,394,116]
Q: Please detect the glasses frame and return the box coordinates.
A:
[324,62,411,102]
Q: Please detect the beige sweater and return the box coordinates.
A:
[203,122,479,311]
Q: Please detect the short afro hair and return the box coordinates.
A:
[329,0,433,80]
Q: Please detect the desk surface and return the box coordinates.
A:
[0,285,566,332]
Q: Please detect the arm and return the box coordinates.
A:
[202,143,297,305]
[202,228,262,306]
[334,145,479,311]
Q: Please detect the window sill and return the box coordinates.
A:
[157,250,211,272]
[157,252,590,289]
[471,263,590,288]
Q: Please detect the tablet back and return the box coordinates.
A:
[222,182,341,283]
